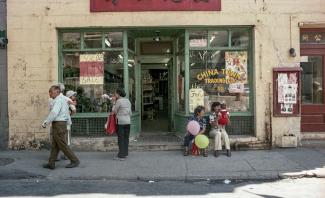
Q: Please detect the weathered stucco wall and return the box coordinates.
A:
[6,0,325,149]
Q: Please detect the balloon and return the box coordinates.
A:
[195,134,209,149]
[187,120,200,135]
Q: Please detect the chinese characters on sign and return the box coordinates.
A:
[80,54,104,85]
[90,0,221,12]
[195,51,248,94]
[301,32,325,44]
[189,88,205,112]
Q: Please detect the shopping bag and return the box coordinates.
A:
[106,113,117,135]
[191,141,200,156]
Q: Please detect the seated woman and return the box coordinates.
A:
[183,105,208,157]
[209,102,231,157]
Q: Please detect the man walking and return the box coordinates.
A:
[42,85,80,169]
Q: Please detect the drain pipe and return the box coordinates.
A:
[268,82,273,148]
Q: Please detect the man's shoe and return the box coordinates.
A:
[226,150,231,157]
[42,163,55,170]
[214,150,219,157]
[65,161,80,168]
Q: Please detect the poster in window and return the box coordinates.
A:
[277,73,297,105]
[79,53,104,85]
[189,88,204,113]
[225,51,248,93]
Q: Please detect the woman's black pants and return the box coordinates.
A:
[117,124,130,158]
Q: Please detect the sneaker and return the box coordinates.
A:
[65,161,80,168]
[203,149,208,157]
[60,155,68,160]
[226,150,231,157]
[183,147,189,156]
[114,157,126,161]
[42,163,55,170]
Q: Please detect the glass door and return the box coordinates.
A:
[300,50,325,132]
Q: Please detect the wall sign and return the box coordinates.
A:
[189,88,204,113]
[80,54,104,85]
[90,0,222,12]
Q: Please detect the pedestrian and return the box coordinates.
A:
[48,83,76,161]
[183,105,209,157]
[42,85,80,169]
[210,103,231,157]
[60,90,77,160]
[112,88,132,161]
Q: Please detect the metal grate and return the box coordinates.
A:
[71,117,107,137]
[226,116,255,136]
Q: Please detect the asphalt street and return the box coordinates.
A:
[0,178,324,198]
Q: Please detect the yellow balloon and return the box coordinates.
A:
[195,135,209,149]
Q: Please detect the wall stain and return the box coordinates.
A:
[13,58,27,77]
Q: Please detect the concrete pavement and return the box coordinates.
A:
[0,147,324,181]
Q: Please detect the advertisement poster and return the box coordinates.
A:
[225,51,248,93]
[189,88,204,113]
[277,73,298,114]
[79,53,104,85]
[281,103,294,114]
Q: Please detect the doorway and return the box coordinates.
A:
[141,66,170,132]
[300,29,325,132]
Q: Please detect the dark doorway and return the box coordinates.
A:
[142,68,169,132]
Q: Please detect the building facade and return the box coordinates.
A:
[6,0,325,149]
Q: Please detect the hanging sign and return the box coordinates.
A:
[79,54,104,85]
[189,88,204,113]
[90,0,222,12]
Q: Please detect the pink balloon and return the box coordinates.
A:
[187,120,200,135]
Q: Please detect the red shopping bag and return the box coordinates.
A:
[192,142,200,156]
[106,113,117,135]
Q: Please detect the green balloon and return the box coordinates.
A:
[195,135,209,149]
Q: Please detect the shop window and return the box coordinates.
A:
[62,33,81,49]
[189,31,208,48]
[209,31,228,47]
[190,50,250,112]
[231,31,249,47]
[105,32,123,48]
[84,32,102,49]
[63,51,124,113]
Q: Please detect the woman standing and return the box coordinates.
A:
[112,88,132,160]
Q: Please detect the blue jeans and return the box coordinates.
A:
[183,133,195,147]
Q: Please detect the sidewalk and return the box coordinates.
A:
[0,147,324,181]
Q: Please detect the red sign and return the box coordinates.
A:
[80,54,104,85]
[90,0,221,12]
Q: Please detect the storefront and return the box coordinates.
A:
[59,27,254,138]
[6,0,325,149]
